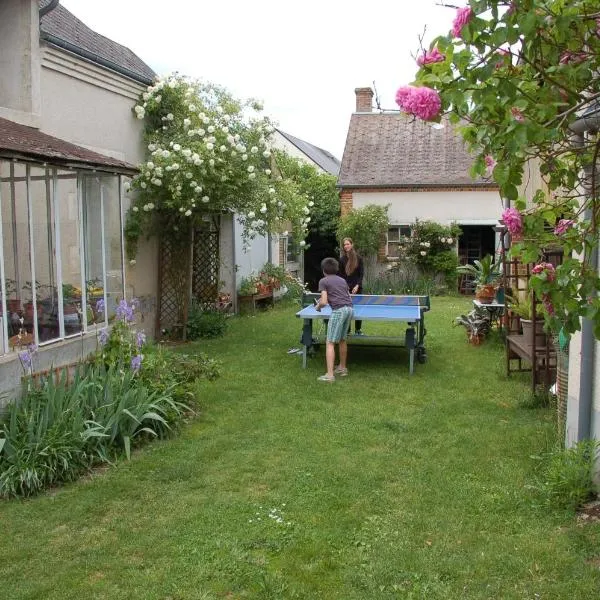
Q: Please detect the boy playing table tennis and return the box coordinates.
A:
[314,257,354,382]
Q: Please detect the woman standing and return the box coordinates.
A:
[339,237,364,335]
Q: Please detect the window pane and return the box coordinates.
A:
[29,167,60,343]
[1,162,34,351]
[57,170,83,336]
[102,177,124,318]
[387,228,399,242]
[82,176,106,324]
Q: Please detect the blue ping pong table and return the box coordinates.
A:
[296,294,430,374]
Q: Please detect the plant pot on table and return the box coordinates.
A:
[475,284,496,304]
[520,318,547,346]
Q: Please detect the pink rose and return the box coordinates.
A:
[532,262,556,282]
[511,106,525,122]
[554,218,574,235]
[501,207,523,236]
[542,293,555,316]
[395,85,442,121]
[452,6,473,38]
[484,154,497,175]
[417,46,445,66]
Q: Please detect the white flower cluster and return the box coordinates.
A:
[128,73,310,250]
[440,237,454,244]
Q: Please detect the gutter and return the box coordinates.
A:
[40,32,154,86]
[39,0,60,18]
[568,108,600,441]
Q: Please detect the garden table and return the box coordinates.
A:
[472,299,505,329]
[296,294,430,374]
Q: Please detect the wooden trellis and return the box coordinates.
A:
[192,216,220,305]
[156,215,220,338]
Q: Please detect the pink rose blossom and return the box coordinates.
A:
[395,85,442,121]
[494,47,510,69]
[542,293,555,316]
[532,262,556,282]
[559,51,587,65]
[554,218,574,236]
[511,106,525,122]
[417,46,445,66]
[484,154,497,175]
[501,207,523,236]
[452,6,473,38]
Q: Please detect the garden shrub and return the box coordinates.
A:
[0,297,221,498]
[365,262,446,296]
[530,439,600,511]
[186,302,228,340]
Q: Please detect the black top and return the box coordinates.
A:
[339,254,364,290]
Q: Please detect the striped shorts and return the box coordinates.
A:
[327,305,354,343]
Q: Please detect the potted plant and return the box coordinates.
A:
[454,306,492,344]
[456,254,501,302]
[239,275,259,297]
[506,292,546,346]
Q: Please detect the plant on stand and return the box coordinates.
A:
[456,254,501,303]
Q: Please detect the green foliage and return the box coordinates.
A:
[530,439,600,511]
[364,263,446,295]
[412,0,600,340]
[125,75,312,257]
[456,254,501,286]
[274,150,340,237]
[337,204,389,257]
[0,362,192,498]
[0,323,220,497]
[3,299,600,598]
[454,306,492,343]
[404,221,461,273]
[186,302,228,340]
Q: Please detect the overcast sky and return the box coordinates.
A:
[59,0,457,160]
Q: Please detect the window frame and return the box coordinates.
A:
[0,159,126,356]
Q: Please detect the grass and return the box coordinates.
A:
[1,296,599,599]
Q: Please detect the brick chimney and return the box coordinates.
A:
[355,87,374,112]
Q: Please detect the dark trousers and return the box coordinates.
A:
[351,285,362,332]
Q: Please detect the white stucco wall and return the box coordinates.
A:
[271,131,324,172]
[40,47,146,165]
[351,189,502,225]
[0,0,41,125]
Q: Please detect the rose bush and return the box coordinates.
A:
[399,0,600,338]
[125,74,311,256]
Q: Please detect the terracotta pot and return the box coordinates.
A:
[475,284,496,303]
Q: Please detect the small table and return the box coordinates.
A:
[472,299,505,328]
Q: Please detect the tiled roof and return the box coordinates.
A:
[40,3,155,84]
[276,129,341,176]
[338,112,495,188]
[0,117,137,174]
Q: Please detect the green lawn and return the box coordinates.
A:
[1,296,599,599]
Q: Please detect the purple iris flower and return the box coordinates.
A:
[18,349,32,369]
[96,299,105,314]
[99,328,109,346]
[130,354,143,373]
[116,299,135,323]
[136,331,146,348]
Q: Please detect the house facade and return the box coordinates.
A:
[338,88,502,267]
[0,0,157,399]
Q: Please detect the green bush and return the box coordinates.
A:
[0,345,214,498]
[364,263,446,296]
[337,204,389,257]
[186,303,228,340]
[530,439,599,511]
